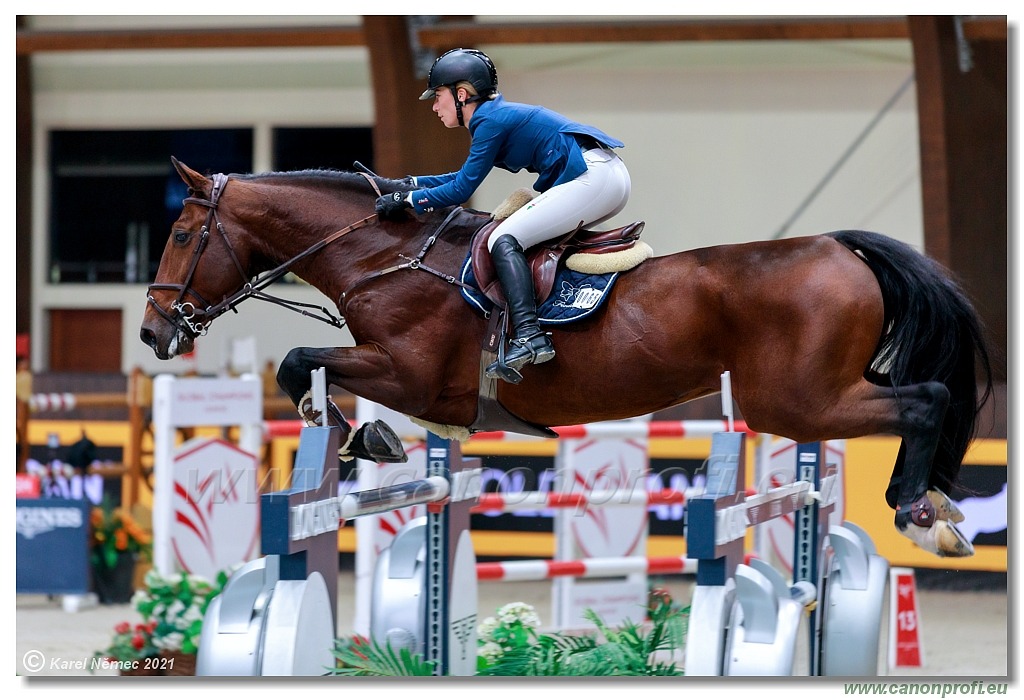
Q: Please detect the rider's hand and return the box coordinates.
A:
[399,175,417,186]
[375,192,412,220]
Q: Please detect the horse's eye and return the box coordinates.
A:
[173,230,190,245]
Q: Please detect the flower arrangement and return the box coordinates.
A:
[329,599,689,677]
[476,601,688,676]
[132,569,227,655]
[477,601,542,666]
[89,499,152,570]
[92,620,159,672]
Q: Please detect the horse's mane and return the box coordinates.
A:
[233,169,411,196]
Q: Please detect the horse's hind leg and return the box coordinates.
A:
[882,381,972,556]
[753,376,972,557]
[276,347,408,464]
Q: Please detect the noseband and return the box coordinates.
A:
[147,173,379,341]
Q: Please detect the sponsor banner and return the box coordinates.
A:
[16,498,91,594]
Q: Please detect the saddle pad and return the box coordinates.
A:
[459,254,618,325]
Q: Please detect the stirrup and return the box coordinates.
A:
[485,333,525,385]
[485,332,554,383]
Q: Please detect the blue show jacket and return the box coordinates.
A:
[409,95,624,214]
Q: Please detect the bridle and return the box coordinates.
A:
[146,173,377,341]
[146,172,474,341]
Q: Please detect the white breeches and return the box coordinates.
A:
[486,148,632,251]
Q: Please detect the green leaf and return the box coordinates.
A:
[329,637,436,676]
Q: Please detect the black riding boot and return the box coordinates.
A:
[485,234,555,382]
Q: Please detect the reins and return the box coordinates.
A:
[338,205,476,307]
[148,172,475,340]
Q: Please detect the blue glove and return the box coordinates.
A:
[375,192,412,220]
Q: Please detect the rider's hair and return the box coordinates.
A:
[454,80,498,101]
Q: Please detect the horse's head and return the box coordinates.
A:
[141,158,430,360]
[140,157,256,359]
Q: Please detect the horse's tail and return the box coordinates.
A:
[828,230,994,493]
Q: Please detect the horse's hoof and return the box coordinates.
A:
[346,419,408,463]
[897,519,975,557]
[927,488,965,523]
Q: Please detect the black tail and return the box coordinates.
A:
[828,230,994,493]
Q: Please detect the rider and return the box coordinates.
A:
[375,48,631,382]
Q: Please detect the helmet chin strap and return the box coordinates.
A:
[449,86,468,127]
[449,86,484,127]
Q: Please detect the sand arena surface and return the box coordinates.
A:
[14,566,1010,682]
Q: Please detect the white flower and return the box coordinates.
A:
[477,616,498,641]
[186,572,212,587]
[180,604,204,624]
[154,630,185,651]
[478,641,504,664]
[165,599,187,619]
[496,602,541,629]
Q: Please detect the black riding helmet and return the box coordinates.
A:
[419,48,499,102]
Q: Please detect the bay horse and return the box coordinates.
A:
[141,158,992,559]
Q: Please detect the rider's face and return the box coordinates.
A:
[432,87,471,128]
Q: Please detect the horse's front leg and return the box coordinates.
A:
[276,345,408,464]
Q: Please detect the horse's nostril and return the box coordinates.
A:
[140,327,156,349]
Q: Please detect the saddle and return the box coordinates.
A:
[470,219,646,307]
[462,195,649,439]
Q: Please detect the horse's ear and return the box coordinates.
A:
[171,156,208,191]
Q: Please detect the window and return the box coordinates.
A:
[272,127,374,173]
[48,129,253,284]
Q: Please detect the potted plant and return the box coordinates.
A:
[132,568,228,676]
[92,620,161,676]
[90,499,152,604]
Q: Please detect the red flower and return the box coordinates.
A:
[349,635,369,660]
[114,621,131,634]
[132,634,145,650]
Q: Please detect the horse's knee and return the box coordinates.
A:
[277,348,309,399]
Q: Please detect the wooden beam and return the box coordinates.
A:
[909,16,1007,379]
[417,17,1004,48]
[16,15,32,340]
[15,25,365,54]
[417,17,913,47]
[362,17,469,180]
[15,17,1005,56]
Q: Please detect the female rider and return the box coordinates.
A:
[375,48,631,383]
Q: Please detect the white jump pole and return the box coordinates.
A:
[721,370,735,433]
